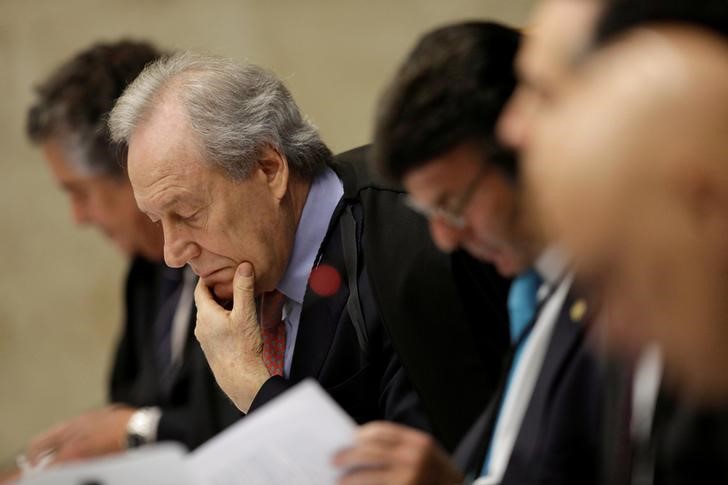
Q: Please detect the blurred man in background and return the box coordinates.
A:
[19,40,241,471]
[334,18,607,485]
[526,24,728,391]
[524,1,728,483]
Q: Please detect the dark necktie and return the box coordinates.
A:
[259,290,287,377]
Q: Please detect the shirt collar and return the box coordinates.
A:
[534,244,570,286]
[276,167,344,304]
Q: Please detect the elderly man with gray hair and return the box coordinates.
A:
[16,42,241,476]
[107,53,510,449]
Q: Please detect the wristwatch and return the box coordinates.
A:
[125,407,162,448]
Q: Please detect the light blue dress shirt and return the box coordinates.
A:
[275,167,344,378]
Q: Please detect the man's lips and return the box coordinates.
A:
[194,267,229,280]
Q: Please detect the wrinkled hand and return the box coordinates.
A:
[194,262,270,413]
[25,405,134,466]
[333,422,464,485]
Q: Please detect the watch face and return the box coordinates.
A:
[126,433,146,449]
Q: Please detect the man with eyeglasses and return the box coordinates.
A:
[334,20,606,485]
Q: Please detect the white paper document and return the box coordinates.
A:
[20,444,192,485]
[20,380,356,484]
[188,379,356,485]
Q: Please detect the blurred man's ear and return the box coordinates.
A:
[682,168,728,267]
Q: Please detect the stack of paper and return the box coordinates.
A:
[20,380,356,485]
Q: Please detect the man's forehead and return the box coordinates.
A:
[521,0,602,80]
[131,169,210,221]
[533,30,704,238]
[611,28,728,191]
[129,155,209,198]
[127,98,207,186]
[403,143,490,203]
[570,29,711,171]
[404,162,457,201]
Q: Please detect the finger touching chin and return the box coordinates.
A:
[211,281,234,302]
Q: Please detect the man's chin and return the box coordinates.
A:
[464,243,503,269]
[494,256,520,278]
[482,248,527,278]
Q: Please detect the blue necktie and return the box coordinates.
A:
[481,268,543,476]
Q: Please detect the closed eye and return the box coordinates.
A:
[179,210,202,226]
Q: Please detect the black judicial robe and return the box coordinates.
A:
[248,146,511,451]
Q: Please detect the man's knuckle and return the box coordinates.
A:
[411,431,433,450]
[368,421,390,433]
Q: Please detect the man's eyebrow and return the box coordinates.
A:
[159,194,182,209]
[147,188,185,211]
[514,49,531,81]
[154,192,203,215]
[141,210,159,222]
[136,192,176,220]
[518,72,555,102]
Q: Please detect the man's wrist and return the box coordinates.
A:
[125,407,162,449]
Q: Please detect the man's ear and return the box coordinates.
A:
[257,145,289,201]
[683,169,728,266]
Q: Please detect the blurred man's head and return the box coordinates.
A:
[27,40,164,260]
[498,0,604,153]
[374,22,534,276]
[109,53,331,299]
[526,26,728,400]
[595,0,727,46]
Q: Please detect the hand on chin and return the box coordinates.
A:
[200,268,236,302]
[210,281,234,306]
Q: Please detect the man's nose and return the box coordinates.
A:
[497,92,531,152]
[429,218,462,253]
[163,226,198,268]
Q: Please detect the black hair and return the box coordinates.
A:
[373,21,521,182]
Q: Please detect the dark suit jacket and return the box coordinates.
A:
[454,290,606,484]
[248,146,510,451]
[652,397,728,485]
[110,257,242,449]
[604,382,728,485]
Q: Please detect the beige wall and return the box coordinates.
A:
[0,0,535,463]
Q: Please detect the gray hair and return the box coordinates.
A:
[108,52,332,180]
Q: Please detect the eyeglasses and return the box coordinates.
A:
[405,164,489,230]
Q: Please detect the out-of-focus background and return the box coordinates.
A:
[0,0,535,463]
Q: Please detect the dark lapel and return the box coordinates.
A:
[453,345,515,478]
[131,259,170,404]
[288,202,350,382]
[453,395,501,480]
[165,309,198,396]
[504,290,589,468]
[288,149,371,382]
